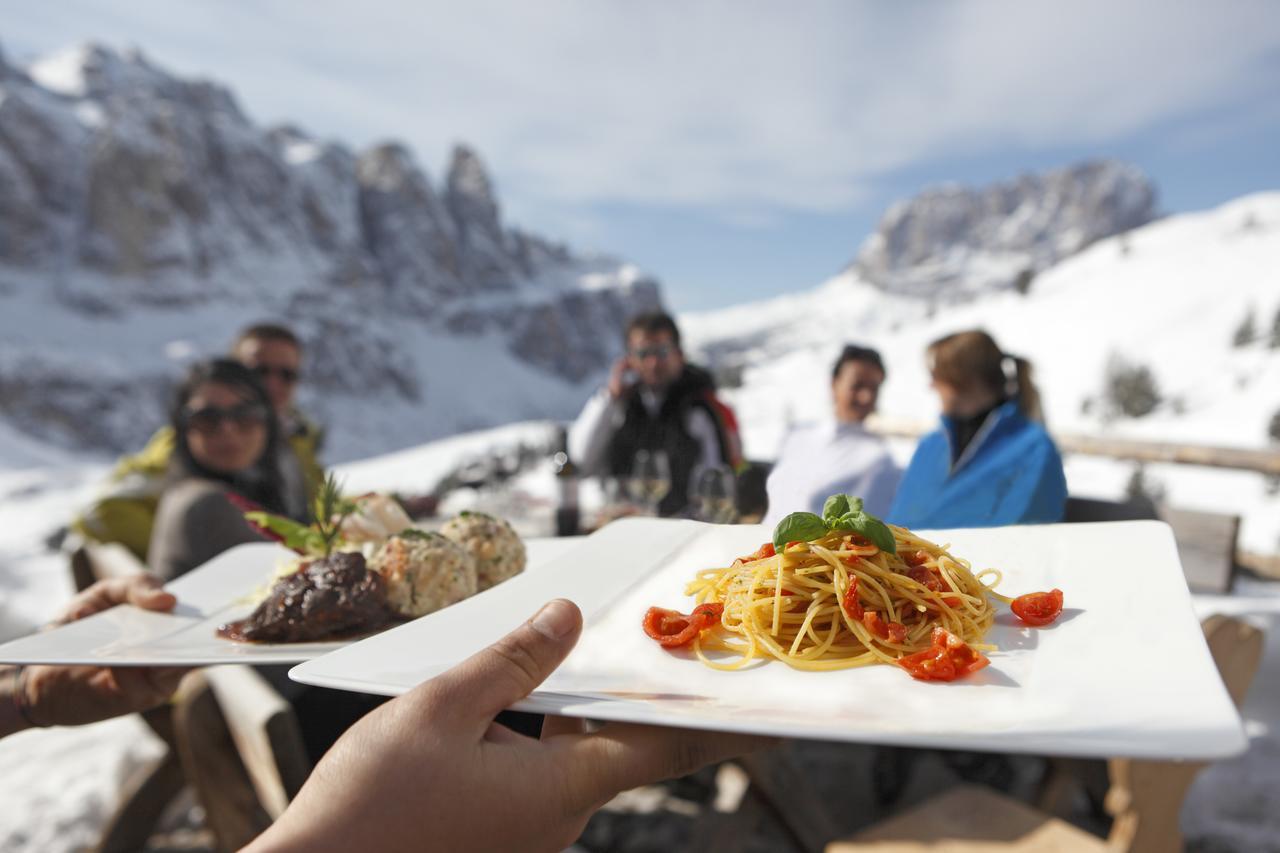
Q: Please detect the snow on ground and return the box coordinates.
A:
[1,422,1280,851]
[3,194,1280,849]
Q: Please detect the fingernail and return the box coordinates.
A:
[530,599,577,640]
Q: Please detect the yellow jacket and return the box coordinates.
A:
[71,413,324,561]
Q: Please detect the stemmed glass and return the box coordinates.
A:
[626,449,671,517]
[692,464,738,523]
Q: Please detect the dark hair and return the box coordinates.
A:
[927,330,1044,422]
[624,312,681,349]
[232,322,301,352]
[831,344,886,381]
[168,358,288,514]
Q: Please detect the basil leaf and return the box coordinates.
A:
[856,516,898,554]
[827,510,897,555]
[772,511,829,552]
[822,494,849,521]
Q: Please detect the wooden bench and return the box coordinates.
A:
[67,540,310,852]
[825,614,1265,853]
[1064,497,1241,594]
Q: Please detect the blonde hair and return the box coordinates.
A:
[926,330,1043,422]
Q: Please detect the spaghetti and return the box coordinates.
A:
[679,525,1002,675]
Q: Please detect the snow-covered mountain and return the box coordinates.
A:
[683,191,1280,554]
[853,160,1157,301]
[0,43,660,460]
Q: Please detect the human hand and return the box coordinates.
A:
[247,599,769,853]
[19,575,188,728]
[606,355,633,400]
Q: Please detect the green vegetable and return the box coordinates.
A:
[244,512,328,555]
[311,473,356,557]
[770,494,897,555]
[771,512,829,553]
[822,493,897,555]
[243,472,355,557]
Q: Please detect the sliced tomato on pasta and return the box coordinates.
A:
[642,603,724,648]
[898,627,989,682]
[862,611,907,644]
[1011,589,1064,626]
[737,542,775,563]
[841,578,864,620]
[905,566,962,608]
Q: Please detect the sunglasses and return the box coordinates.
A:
[630,344,675,360]
[251,364,300,384]
[183,402,270,433]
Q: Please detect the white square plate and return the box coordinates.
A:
[290,518,1246,760]
[0,538,580,666]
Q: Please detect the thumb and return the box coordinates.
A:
[429,599,582,730]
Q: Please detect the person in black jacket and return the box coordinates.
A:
[569,312,739,516]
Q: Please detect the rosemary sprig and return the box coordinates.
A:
[312,472,356,557]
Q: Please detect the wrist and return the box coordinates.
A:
[1,665,38,737]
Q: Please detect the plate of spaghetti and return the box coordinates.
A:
[643,496,1061,682]
[288,502,1246,760]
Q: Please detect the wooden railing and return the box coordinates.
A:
[866,415,1280,476]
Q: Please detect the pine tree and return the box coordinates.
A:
[1270,305,1280,349]
[1104,355,1161,418]
[1232,306,1257,347]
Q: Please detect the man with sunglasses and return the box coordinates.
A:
[72,323,324,560]
[231,324,325,521]
[569,312,741,517]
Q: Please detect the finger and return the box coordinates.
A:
[57,577,136,623]
[58,575,174,624]
[563,725,773,810]
[540,714,588,740]
[425,599,582,731]
[124,576,177,612]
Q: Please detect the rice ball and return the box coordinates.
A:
[368,531,478,617]
[440,511,527,591]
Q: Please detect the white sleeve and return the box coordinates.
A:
[860,452,903,518]
[568,389,624,476]
[684,407,725,472]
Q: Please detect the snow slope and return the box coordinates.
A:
[682,192,1280,554]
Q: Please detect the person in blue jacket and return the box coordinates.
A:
[888,330,1066,529]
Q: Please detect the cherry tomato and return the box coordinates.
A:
[841,577,864,620]
[906,566,962,608]
[861,612,907,644]
[1011,589,1064,626]
[642,603,724,648]
[738,542,775,563]
[898,628,990,682]
[903,549,931,567]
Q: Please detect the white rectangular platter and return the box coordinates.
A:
[0,538,580,667]
[290,518,1246,760]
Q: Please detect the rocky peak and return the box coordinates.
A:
[443,144,519,289]
[0,40,664,455]
[445,144,502,233]
[853,160,1158,301]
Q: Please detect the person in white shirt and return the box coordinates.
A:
[763,344,900,525]
[569,312,738,517]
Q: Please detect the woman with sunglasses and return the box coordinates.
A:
[148,358,290,580]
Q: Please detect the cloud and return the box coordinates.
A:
[5,0,1279,222]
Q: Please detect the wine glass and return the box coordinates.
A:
[626,449,671,516]
[692,464,738,523]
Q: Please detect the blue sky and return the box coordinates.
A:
[5,1,1279,310]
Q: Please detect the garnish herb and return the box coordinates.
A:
[244,471,354,557]
[770,494,897,555]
